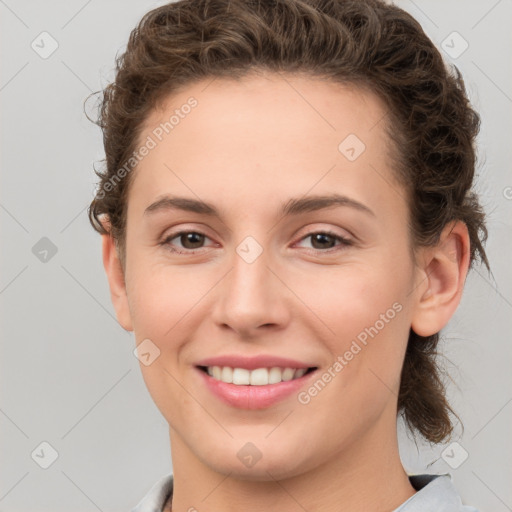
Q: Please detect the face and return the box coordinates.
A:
[110,72,427,479]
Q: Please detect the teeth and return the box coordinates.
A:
[282,368,295,381]
[232,368,250,385]
[221,366,233,383]
[205,366,310,385]
[250,368,268,385]
[269,367,282,384]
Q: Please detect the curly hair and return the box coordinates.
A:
[87,0,490,444]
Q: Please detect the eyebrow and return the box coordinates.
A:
[144,193,375,218]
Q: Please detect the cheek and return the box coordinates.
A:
[127,264,198,417]
[126,258,212,341]
[295,275,410,441]
[293,262,407,338]
[293,261,411,392]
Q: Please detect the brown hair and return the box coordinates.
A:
[87,0,489,444]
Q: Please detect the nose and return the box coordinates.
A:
[210,245,290,338]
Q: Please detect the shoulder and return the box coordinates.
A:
[394,473,480,512]
[131,472,480,512]
[131,473,174,512]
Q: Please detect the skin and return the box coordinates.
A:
[102,71,470,512]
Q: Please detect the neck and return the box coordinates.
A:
[168,415,416,512]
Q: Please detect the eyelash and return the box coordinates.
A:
[159,229,353,255]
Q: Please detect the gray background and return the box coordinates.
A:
[1,0,511,510]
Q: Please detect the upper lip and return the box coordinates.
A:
[195,354,317,371]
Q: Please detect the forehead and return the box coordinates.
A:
[128,72,404,222]
[142,71,390,152]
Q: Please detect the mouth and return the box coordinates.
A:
[196,365,317,385]
[195,364,319,409]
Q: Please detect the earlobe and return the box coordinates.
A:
[101,233,134,332]
[411,221,471,337]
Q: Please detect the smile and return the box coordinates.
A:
[198,365,316,385]
[195,365,318,409]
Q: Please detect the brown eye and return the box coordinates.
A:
[177,232,205,249]
[310,233,337,250]
[161,231,211,254]
[296,231,353,253]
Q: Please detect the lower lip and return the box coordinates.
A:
[196,368,316,409]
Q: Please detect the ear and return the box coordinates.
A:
[411,220,471,337]
[101,227,133,332]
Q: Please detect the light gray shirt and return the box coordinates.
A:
[131,473,480,512]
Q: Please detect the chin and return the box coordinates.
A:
[195,437,319,482]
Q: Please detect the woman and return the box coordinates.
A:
[88,0,489,510]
